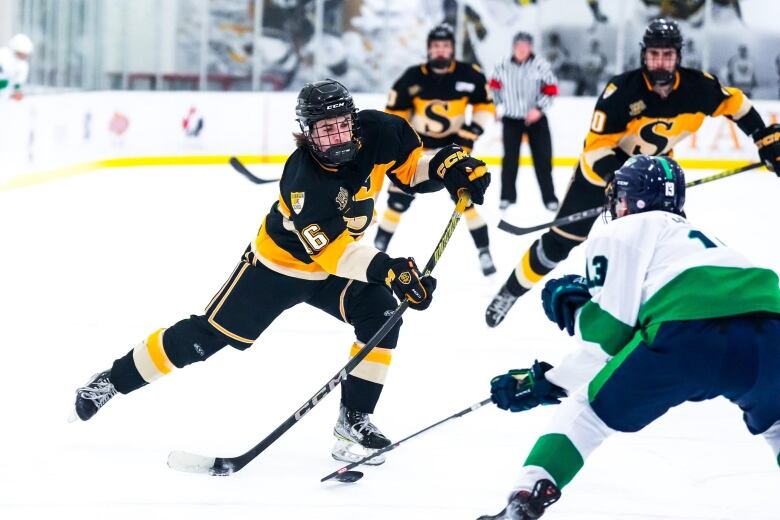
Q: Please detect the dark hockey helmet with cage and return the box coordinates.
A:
[427,23,456,69]
[606,155,686,219]
[295,79,360,165]
[427,23,456,47]
[640,18,683,86]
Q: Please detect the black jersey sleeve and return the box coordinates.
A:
[467,64,496,128]
[698,70,765,137]
[579,75,634,185]
[375,111,445,194]
[386,67,417,119]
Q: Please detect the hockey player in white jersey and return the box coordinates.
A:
[0,34,33,101]
[478,155,780,519]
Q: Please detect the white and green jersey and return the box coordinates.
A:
[575,210,780,356]
[0,46,29,98]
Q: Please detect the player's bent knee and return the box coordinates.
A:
[387,191,415,213]
[541,231,580,263]
[163,315,231,367]
[589,391,666,433]
[350,286,402,348]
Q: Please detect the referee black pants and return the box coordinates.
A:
[500,115,555,204]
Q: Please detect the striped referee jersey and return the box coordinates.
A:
[489,54,558,119]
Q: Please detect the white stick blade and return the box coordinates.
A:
[167,450,216,474]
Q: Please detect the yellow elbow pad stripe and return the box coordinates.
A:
[390,146,423,187]
[471,102,496,114]
[312,230,355,275]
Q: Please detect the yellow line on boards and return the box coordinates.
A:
[0,154,758,192]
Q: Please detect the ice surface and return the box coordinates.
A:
[0,163,777,519]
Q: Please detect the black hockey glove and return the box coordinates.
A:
[490,360,567,413]
[367,254,436,310]
[430,144,491,205]
[541,275,591,336]
[754,124,780,176]
[454,122,484,153]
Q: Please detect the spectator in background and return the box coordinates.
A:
[0,33,33,101]
[490,32,559,211]
[586,0,609,23]
[681,39,702,70]
[576,39,608,96]
[544,32,572,79]
[776,54,780,99]
[727,45,757,98]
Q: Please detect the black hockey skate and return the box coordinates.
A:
[479,247,497,276]
[72,370,117,421]
[332,404,392,465]
[485,284,520,327]
[477,479,561,520]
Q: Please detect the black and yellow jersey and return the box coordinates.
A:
[253,110,442,281]
[581,67,759,186]
[386,61,495,150]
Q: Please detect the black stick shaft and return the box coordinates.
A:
[229,157,280,184]
[497,162,763,237]
[321,397,493,482]
[203,193,471,475]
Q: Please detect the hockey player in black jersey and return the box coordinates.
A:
[485,18,780,328]
[376,23,498,276]
[71,79,490,465]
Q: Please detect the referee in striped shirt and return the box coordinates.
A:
[489,32,559,211]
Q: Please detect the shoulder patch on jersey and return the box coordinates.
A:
[408,84,421,96]
[291,192,305,214]
[702,71,715,80]
[471,64,483,73]
[455,81,475,93]
[335,187,349,212]
[629,99,647,117]
[602,83,617,99]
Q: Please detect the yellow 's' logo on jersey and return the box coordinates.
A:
[291,192,305,214]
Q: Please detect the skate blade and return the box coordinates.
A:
[331,438,386,466]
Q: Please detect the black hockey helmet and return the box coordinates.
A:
[640,18,683,86]
[295,79,360,165]
[427,23,456,70]
[427,23,455,47]
[606,155,686,219]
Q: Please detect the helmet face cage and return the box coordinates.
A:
[607,155,686,219]
[640,19,683,85]
[295,79,361,165]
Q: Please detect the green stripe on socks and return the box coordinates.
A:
[524,433,584,488]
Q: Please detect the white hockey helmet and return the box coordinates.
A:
[9,33,34,56]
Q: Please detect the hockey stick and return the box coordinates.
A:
[498,161,763,236]
[167,192,472,476]
[321,397,492,483]
[229,156,280,184]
